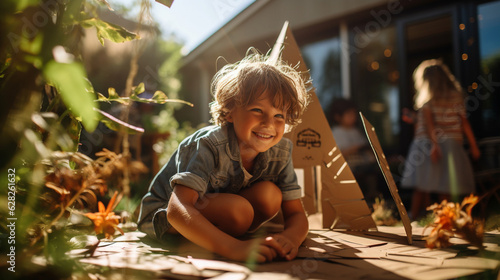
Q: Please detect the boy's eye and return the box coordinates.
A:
[251,108,262,113]
[275,114,285,119]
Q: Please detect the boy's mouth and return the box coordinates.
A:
[254,132,274,139]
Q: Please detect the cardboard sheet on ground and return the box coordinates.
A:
[74,227,499,279]
[270,21,376,231]
[360,113,412,244]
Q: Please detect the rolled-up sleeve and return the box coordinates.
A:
[170,139,216,198]
[278,153,302,201]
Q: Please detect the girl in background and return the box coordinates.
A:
[401,59,480,219]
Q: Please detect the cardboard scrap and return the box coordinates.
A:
[440,257,500,270]
[386,246,457,259]
[168,262,222,278]
[383,254,446,266]
[411,268,484,280]
[333,258,429,272]
[211,272,249,280]
[361,230,421,243]
[328,247,387,259]
[319,231,387,248]
[255,258,372,280]
[112,231,147,242]
[187,257,251,274]
[333,258,452,280]
[79,251,176,271]
[298,235,349,258]
[385,246,457,259]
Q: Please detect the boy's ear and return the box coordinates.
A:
[226,112,233,123]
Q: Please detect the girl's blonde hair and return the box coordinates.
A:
[210,49,310,133]
[413,59,464,110]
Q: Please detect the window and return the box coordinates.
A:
[301,37,342,125]
[350,25,399,150]
[477,0,500,137]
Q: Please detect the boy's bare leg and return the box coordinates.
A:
[168,182,281,236]
[239,181,282,232]
[194,193,255,236]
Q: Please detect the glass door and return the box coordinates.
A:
[396,7,457,154]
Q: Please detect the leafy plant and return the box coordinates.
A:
[0,0,188,277]
[150,106,203,166]
[371,197,398,226]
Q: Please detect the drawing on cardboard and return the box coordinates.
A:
[270,21,377,231]
[296,128,321,149]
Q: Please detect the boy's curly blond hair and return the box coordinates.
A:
[210,50,310,133]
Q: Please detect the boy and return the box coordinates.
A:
[138,52,310,263]
[330,98,378,203]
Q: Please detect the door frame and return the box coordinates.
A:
[395,4,461,154]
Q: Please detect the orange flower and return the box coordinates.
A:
[461,194,478,216]
[85,191,124,239]
[424,195,483,249]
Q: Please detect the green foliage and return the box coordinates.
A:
[0,0,142,163]
[96,108,145,134]
[81,18,138,45]
[43,60,98,131]
[0,0,187,277]
[416,212,435,227]
[151,107,203,166]
[14,0,39,11]
[97,83,193,106]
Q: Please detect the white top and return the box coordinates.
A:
[332,126,367,151]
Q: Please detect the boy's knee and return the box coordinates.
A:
[225,198,254,236]
[252,181,282,218]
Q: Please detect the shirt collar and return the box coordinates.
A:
[225,124,269,171]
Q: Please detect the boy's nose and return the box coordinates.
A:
[261,115,274,127]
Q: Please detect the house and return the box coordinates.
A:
[176,0,500,159]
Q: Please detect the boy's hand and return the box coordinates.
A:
[267,234,299,261]
[229,238,282,263]
[229,234,300,263]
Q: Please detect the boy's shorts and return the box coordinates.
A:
[139,209,173,242]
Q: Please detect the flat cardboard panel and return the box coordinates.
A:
[360,113,413,244]
[270,21,377,231]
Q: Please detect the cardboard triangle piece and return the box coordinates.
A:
[270,21,377,231]
[360,112,412,244]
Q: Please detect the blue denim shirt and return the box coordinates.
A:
[137,124,302,235]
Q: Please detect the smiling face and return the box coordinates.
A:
[227,91,286,161]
